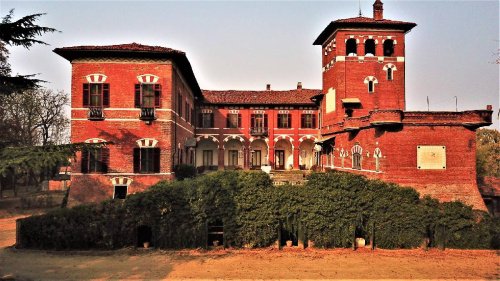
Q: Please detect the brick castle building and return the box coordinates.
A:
[54,0,492,209]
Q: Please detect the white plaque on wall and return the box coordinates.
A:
[417,146,446,170]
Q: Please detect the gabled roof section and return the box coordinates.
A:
[202,89,322,106]
[313,16,417,45]
[53,43,202,97]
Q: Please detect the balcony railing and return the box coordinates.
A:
[250,127,269,136]
[87,106,104,120]
[140,107,156,121]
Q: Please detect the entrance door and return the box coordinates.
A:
[275,150,285,170]
[252,150,262,168]
[228,150,238,167]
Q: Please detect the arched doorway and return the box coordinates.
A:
[196,138,218,173]
[299,139,315,170]
[250,139,268,169]
[224,139,243,169]
[274,139,293,170]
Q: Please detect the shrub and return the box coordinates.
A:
[174,164,196,180]
[17,170,499,250]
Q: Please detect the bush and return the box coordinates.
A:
[174,164,196,180]
[17,170,500,250]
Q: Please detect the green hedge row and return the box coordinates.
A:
[18,171,499,250]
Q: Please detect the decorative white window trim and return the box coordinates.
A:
[373,147,382,158]
[85,74,107,83]
[136,138,159,148]
[110,176,133,186]
[351,144,363,155]
[382,63,397,71]
[137,74,159,84]
[84,138,107,143]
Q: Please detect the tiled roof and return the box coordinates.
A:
[54,42,185,55]
[313,16,417,45]
[202,89,322,105]
[54,43,202,97]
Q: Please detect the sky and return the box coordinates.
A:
[2,0,499,129]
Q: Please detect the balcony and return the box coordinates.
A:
[87,106,104,120]
[370,110,403,126]
[250,127,269,136]
[343,117,364,131]
[139,107,156,121]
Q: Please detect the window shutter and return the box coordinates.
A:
[198,113,203,127]
[154,84,161,107]
[226,115,230,128]
[210,113,214,128]
[301,114,305,128]
[251,114,255,128]
[134,84,141,108]
[102,84,110,107]
[238,114,242,128]
[81,150,89,173]
[264,114,268,128]
[312,114,317,128]
[288,114,292,128]
[101,147,109,173]
[153,148,161,173]
[83,84,89,107]
[133,148,141,173]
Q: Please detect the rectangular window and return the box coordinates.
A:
[252,150,262,167]
[301,114,317,128]
[113,185,127,199]
[81,148,109,173]
[228,150,239,166]
[83,83,110,107]
[200,113,214,128]
[226,113,241,128]
[177,93,183,117]
[277,114,291,128]
[203,150,213,167]
[135,84,161,108]
[185,102,190,121]
[133,148,160,173]
[251,114,268,128]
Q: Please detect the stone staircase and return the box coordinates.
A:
[270,170,310,186]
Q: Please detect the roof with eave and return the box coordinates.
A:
[202,89,322,106]
[53,43,202,96]
[313,16,417,45]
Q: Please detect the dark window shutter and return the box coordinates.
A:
[264,114,268,128]
[301,114,305,128]
[153,148,161,173]
[251,114,255,128]
[102,84,110,107]
[288,114,292,128]
[101,147,109,173]
[134,84,141,108]
[81,150,89,173]
[191,108,195,124]
[312,114,317,128]
[226,115,230,128]
[238,114,242,128]
[83,84,89,107]
[154,84,161,107]
[133,148,141,173]
[198,113,203,127]
[210,113,214,128]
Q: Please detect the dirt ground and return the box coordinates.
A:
[0,215,498,280]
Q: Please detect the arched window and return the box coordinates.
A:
[383,64,397,81]
[364,76,378,93]
[383,40,394,57]
[346,38,357,56]
[387,68,393,80]
[351,144,362,170]
[368,81,374,93]
[364,39,376,56]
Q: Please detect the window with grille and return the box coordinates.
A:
[133,148,160,173]
[353,153,362,170]
[301,114,317,128]
[81,147,109,173]
[277,114,291,128]
[227,113,241,128]
[134,84,161,108]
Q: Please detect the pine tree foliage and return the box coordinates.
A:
[0,9,58,95]
[476,128,500,178]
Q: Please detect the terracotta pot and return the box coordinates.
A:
[143,242,150,249]
[286,240,293,247]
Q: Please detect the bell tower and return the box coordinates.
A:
[313,0,416,128]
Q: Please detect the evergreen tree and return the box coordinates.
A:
[0,9,58,95]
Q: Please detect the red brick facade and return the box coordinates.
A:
[55,1,492,209]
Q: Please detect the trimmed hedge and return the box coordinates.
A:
[18,171,499,250]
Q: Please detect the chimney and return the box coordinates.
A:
[486,105,492,111]
[266,84,271,91]
[297,82,302,90]
[373,0,384,20]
